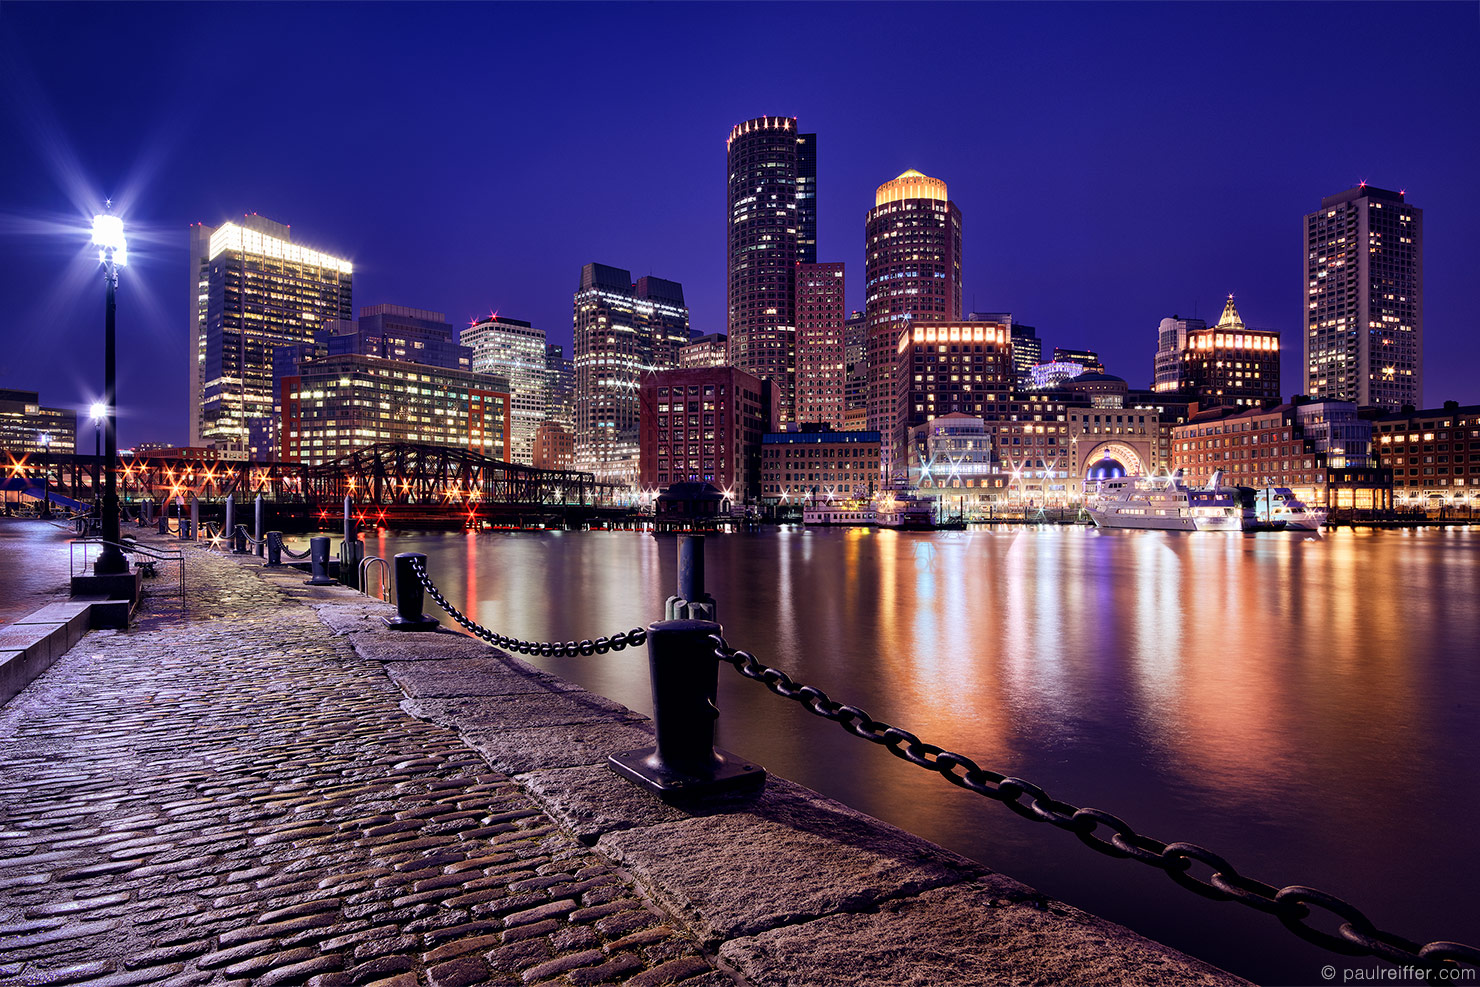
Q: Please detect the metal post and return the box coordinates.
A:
[233,525,248,554]
[224,494,236,550]
[341,495,362,589]
[189,494,200,542]
[382,553,438,631]
[254,494,265,557]
[94,264,127,575]
[157,501,168,535]
[610,537,762,798]
[304,536,336,586]
[608,618,764,797]
[666,534,717,621]
[265,531,282,567]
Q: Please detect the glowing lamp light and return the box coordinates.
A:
[91,212,127,267]
[90,401,106,422]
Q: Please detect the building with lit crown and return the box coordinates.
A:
[865,169,962,464]
[573,263,689,484]
[638,366,774,502]
[794,263,846,427]
[726,116,816,422]
[189,215,352,458]
[460,315,547,465]
[1305,185,1422,410]
[893,321,1013,478]
[1176,297,1281,408]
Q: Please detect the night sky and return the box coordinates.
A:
[2,2,1476,448]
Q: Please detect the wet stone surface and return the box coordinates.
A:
[0,541,719,986]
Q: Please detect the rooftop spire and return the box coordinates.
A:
[1215,294,1244,330]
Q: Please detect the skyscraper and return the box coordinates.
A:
[1304,184,1423,410]
[725,116,816,422]
[189,215,352,457]
[1175,297,1280,409]
[461,315,548,465]
[794,263,846,428]
[544,343,574,429]
[573,263,689,483]
[864,169,962,471]
[843,310,868,422]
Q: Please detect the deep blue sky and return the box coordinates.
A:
[2,2,1477,447]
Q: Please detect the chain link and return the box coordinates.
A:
[708,631,1476,974]
[410,559,645,656]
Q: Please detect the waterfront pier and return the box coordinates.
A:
[0,524,1247,986]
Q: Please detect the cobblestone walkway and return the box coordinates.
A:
[0,547,725,987]
[0,520,76,628]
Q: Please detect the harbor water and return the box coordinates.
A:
[354,525,1480,985]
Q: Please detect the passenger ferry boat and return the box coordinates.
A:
[1087,471,1251,531]
[802,502,877,526]
[1255,487,1327,531]
[876,491,937,530]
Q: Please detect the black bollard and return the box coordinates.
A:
[254,495,265,557]
[666,534,717,621]
[157,506,168,535]
[232,524,248,554]
[382,553,439,631]
[608,618,765,798]
[265,531,282,567]
[303,536,336,586]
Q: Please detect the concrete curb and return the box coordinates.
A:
[243,550,1250,987]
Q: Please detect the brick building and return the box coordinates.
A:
[638,367,775,502]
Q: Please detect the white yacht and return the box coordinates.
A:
[1087,471,1251,531]
[1255,487,1327,531]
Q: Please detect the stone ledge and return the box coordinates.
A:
[270,550,1251,986]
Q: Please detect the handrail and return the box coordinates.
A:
[359,555,390,602]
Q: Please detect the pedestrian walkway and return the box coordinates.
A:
[0,543,724,987]
[0,519,76,628]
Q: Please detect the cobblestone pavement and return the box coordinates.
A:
[0,545,727,987]
[0,520,77,628]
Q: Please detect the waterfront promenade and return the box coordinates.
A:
[0,525,1242,986]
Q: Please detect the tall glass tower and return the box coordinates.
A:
[726,116,817,423]
[1304,185,1422,410]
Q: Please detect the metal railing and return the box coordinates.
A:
[69,536,186,601]
[359,555,390,602]
[393,535,1480,975]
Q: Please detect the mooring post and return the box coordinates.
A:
[304,536,336,586]
[157,500,168,535]
[382,553,439,631]
[265,531,282,567]
[224,493,236,550]
[188,494,199,541]
[341,495,362,589]
[254,494,265,557]
[610,537,763,798]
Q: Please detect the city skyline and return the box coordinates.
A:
[1,3,1477,447]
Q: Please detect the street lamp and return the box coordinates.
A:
[91,204,128,575]
[37,432,52,517]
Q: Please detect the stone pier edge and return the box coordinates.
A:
[244,553,1248,987]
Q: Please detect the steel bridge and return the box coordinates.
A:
[4,443,628,524]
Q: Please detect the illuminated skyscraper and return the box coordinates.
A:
[461,315,548,465]
[573,263,689,483]
[726,116,816,422]
[794,262,846,427]
[189,215,352,457]
[864,170,961,472]
[1304,185,1422,410]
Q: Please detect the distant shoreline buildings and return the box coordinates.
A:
[18,133,1444,513]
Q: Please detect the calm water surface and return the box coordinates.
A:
[356,525,1480,985]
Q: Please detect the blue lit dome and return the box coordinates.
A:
[1087,458,1126,481]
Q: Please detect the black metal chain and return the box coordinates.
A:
[269,533,311,560]
[708,632,1480,972]
[410,559,645,657]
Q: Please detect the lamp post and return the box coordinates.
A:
[37,432,52,517]
[90,400,104,519]
[91,205,128,575]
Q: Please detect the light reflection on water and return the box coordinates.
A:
[368,525,1480,985]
